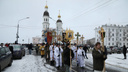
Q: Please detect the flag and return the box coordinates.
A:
[47,32,52,44]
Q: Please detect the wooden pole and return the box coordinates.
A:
[69,39,72,71]
[102,39,105,72]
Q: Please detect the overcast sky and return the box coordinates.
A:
[0,0,128,43]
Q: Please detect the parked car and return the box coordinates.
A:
[111,47,122,54]
[106,47,112,54]
[10,44,25,59]
[0,47,13,71]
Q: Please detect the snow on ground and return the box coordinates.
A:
[2,54,56,72]
[106,54,128,69]
[87,53,128,69]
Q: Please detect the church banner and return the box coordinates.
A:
[47,32,52,44]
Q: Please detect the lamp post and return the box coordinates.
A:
[16,17,29,43]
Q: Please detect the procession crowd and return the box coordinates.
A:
[32,42,110,72]
[0,41,127,72]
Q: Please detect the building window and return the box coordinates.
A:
[127,39,128,41]
[120,39,121,41]
[120,34,121,36]
[120,29,121,32]
[112,29,114,31]
[109,38,110,41]
[127,43,128,46]
[123,33,125,36]
[112,43,114,45]
[46,19,47,21]
[44,19,45,21]
[108,43,110,45]
[112,38,114,41]
[112,34,114,36]
[123,38,125,41]
[120,43,121,45]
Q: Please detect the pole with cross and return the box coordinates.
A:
[81,35,84,45]
[75,32,81,45]
[75,32,81,61]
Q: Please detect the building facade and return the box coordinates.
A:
[32,37,41,44]
[95,24,128,47]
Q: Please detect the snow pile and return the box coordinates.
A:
[3,55,56,72]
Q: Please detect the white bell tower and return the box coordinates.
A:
[56,10,63,36]
[43,2,50,30]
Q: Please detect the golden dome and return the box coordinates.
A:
[45,5,48,8]
[58,14,61,18]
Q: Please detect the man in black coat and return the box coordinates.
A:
[83,44,89,59]
[28,43,33,54]
[63,44,74,72]
[92,42,107,72]
[123,45,127,59]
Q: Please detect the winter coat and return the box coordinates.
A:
[28,44,33,50]
[123,46,127,54]
[39,46,45,55]
[83,46,88,53]
[63,47,74,66]
[92,47,105,71]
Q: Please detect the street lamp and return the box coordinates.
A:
[16,17,29,44]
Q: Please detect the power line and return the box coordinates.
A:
[64,0,118,23]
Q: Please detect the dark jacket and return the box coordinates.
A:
[123,45,127,54]
[83,46,88,53]
[92,48,105,71]
[63,47,74,66]
[28,44,33,49]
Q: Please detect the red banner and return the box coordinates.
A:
[47,32,52,44]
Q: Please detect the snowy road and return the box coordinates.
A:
[1,50,128,72]
[2,49,57,72]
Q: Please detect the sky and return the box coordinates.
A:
[0,0,128,43]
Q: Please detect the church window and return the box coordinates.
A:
[46,19,47,21]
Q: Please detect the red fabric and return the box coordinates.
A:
[47,32,52,44]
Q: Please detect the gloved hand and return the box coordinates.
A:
[75,51,77,52]
[58,55,60,57]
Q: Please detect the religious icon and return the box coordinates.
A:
[65,29,74,40]
[68,32,72,38]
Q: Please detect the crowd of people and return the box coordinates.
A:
[33,42,89,72]
[0,42,127,72]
